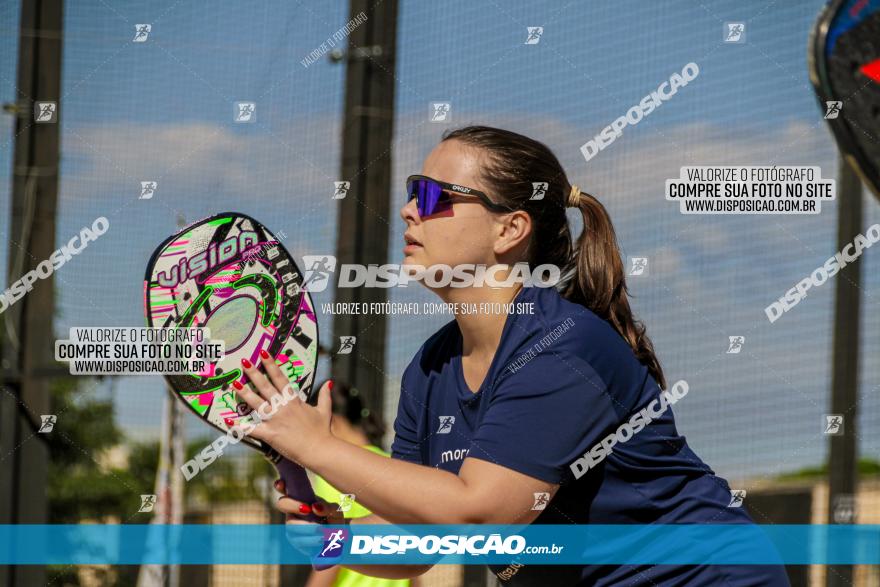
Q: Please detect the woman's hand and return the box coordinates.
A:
[233,351,333,466]
[276,480,431,581]
[273,478,348,562]
[273,479,347,525]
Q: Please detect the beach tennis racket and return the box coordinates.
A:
[144,211,323,522]
[809,0,880,200]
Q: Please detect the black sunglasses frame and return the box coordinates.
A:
[406,174,515,214]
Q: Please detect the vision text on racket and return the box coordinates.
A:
[157,230,259,287]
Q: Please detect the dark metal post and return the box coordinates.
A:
[826,154,861,586]
[331,0,398,424]
[0,1,64,586]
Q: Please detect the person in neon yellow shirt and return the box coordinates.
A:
[304,380,418,587]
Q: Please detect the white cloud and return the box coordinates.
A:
[62,114,343,208]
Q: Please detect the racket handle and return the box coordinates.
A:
[274,457,337,571]
[275,457,322,522]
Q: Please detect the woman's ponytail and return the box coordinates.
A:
[563,191,666,390]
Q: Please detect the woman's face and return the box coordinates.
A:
[399,139,500,272]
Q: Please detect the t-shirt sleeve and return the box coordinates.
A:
[312,447,387,519]
[467,351,622,484]
[390,361,425,465]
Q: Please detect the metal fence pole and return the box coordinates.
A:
[825,154,862,587]
[0,1,63,586]
[330,0,398,425]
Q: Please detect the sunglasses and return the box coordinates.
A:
[406,174,514,217]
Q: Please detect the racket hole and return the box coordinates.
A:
[183,292,191,300]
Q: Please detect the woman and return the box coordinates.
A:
[238,126,790,586]
[302,379,417,587]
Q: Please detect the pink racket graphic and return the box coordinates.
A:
[144,212,323,523]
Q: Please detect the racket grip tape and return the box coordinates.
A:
[274,457,337,571]
[275,457,322,522]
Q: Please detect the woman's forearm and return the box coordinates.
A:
[302,437,476,524]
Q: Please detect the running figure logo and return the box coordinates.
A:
[235,102,256,123]
[832,495,856,524]
[724,23,745,43]
[333,181,350,200]
[318,528,349,560]
[530,182,548,200]
[139,181,157,200]
[437,416,455,434]
[628,257,648,276]
[728,489,746,508]
[133,24,151,42]
[34,102,57,123]
[824,101,842,119]
[38,414,57,433]
[430,102,451,122]
[139,494,157,513]
[525,27,543,44]
[301,255,337,292]
[337,493,356,513]
[532,492,550,510]
[823,414,844,435]
[726,336,745,354]
[337,336,356,355]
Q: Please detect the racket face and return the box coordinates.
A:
[809,0,880,200]
[144,212,319,451]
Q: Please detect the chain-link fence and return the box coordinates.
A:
[1,1,877,586]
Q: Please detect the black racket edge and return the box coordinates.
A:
[807,0,880,202]
[143,210,322,459]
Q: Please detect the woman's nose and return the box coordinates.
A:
[400,197,420,223]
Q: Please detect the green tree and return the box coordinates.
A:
[46,376,147,586]
[45,376,276,586]
[46,376,141,523]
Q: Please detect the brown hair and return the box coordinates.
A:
[441,125,666,389]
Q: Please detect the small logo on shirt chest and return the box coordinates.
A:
[437,416,456,434]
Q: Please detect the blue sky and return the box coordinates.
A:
[0,0,877,483]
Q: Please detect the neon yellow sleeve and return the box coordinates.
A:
[311,445,388,520]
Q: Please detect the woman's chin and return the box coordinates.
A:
[401,250,426,266]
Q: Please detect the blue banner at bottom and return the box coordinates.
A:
[0,524,878,565]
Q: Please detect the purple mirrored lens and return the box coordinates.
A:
[408,179,451,216]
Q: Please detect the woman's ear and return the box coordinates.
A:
[493,210,532,257]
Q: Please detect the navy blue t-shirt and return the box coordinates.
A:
[391,285,789,586]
